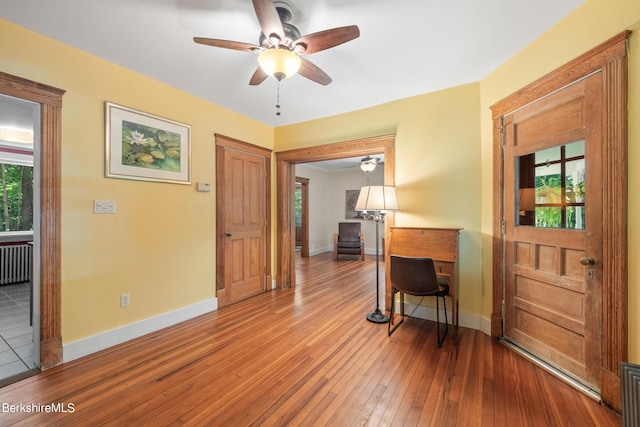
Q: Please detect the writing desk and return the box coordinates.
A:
[387,227,462,326]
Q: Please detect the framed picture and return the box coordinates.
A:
[105,102,191,184]
[345,189,363,219]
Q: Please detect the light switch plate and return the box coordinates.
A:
[196,182,211,192]
[94,200,116,214]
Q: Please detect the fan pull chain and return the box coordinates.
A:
[275,80,281,116]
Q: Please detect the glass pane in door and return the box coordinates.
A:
[516,140,585,229]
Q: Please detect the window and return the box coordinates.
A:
[0,163,33,231]
[1,94,36,233]
[516,140,585,229]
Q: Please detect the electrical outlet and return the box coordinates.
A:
[120,293,130,308]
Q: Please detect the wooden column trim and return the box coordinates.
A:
[276,159,295,290]
[0,71,65,370]
[490,31,630,410]
[39,102,63,369]
[599,53,629,411]
[491,115,504,339]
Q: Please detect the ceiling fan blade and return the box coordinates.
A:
[293,25,360,54]
[252,0,284,42]
[299,58,332,86]
[193,37,259,53]
[249,67,269,86]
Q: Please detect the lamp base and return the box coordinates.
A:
[366,309,389,324]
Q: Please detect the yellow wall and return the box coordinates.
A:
[276,84,484,325]
[479,0,640,361]
[2,0,638,363]
[0,19,273,343]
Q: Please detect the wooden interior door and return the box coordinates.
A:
[295,177,309,258]
[221,147,266,304]
[503,74,603,390]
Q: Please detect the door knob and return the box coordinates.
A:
[580,257,595,266]
[226,231,233,236]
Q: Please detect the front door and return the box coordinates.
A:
[220,147,266,305]
[503,74,603,389]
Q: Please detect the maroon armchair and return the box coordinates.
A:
[333,222,365,261]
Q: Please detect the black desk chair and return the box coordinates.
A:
[388,255,450,347]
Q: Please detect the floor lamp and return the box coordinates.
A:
[355,185,400,323]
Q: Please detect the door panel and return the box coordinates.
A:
[223,148,266,303]
[503,74,603,389]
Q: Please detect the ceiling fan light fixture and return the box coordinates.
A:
[360,156,379,172]
[258,48,301,81]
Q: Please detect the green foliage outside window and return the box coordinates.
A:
[0,163,33,231]
[534,174,584,229]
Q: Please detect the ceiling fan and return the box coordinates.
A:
[193,0,360,86]
[359,156,381,171]
[339,155,383,171]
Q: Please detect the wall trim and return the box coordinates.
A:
[395,301,491,336]
[63,298,218,363]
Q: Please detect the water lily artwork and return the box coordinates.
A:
[105,102,191,184]
[122,121,181,171]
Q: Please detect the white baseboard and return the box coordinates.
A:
[63,298,218,363]
[396,301,491,337]
[309,247,332,257]
[478,315,492,336]
[308,247,382,257]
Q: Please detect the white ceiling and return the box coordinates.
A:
[0,0,584,127]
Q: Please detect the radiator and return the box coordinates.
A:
[622,362,640,427]
[0,243,32,285]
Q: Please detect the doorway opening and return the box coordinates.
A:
[0,71,64,381]
[294,177,309,257]
[0,93,39,383]
[275,134,395,309]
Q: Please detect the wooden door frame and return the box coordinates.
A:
[0,71,64,370]
[215,134,272,306]
[490,31,631,410]
[275,134,395,306]
[295,177,310,258]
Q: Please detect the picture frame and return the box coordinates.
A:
[105,102,191,184]
[345,189,364,219]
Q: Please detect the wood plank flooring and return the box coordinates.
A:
[0,253,621,426]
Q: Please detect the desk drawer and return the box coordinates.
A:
[433,261,453,276]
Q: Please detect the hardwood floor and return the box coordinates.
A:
[0,253,621,426]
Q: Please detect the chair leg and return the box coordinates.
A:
[388,289,404,336]
[436,294,449,347]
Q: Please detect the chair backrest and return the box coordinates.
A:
[338,222,361,242]
[390,256,441,296]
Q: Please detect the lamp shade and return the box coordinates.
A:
[518,188,535,212]
[355,186,400,212]
[258,48,302,81]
